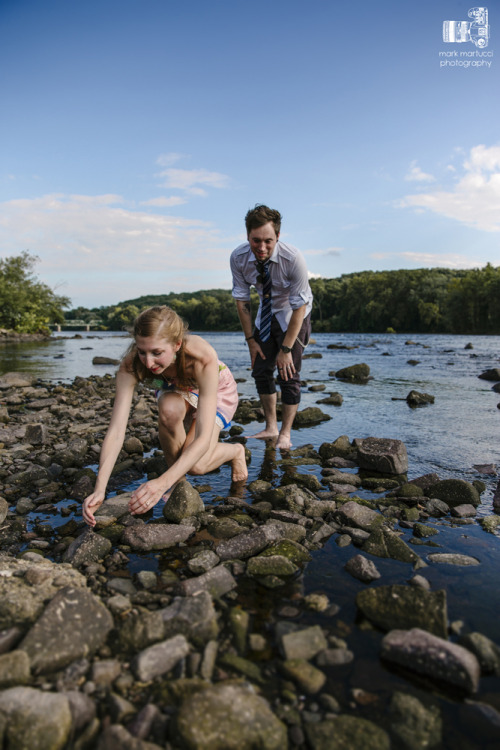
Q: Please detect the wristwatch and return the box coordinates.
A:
[280,344,292,354]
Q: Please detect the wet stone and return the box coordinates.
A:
[132,634,189,682]
[281,659,326,694]
[356,584,447,638]
[305,715,390,750]
[344,554,381,583]
[280,625,328,661]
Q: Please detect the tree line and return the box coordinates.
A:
[2,252,499,335]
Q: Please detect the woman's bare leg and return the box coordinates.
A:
[157,393,190,499]
[189,423,248,482]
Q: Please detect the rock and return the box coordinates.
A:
[381,627,481,694]
[344,554,381,583]
[118,609,165,652]
[459,701,500,743]
[281,658,326,694]
[0,556,86,629]
[478,368,500,381]
[425,498,449,517]
[479,515,500,534]
[280,625,328,661]
[0,650,30,688]
[246,555,298,577]
[362,527,423,566]
[319,435,353,460]
[428,553,480,566]
[175,682,287,750]
[459,632,500,674]
[356,584,447,637]
[305,715,390,750]
[163,480,205,522]
[412,523,438,538]
[90,658,122,686]
[121,523,195,550]
[123,436,144,454]
[388,691,442,750]
[316,648,354,666]
[292,407,331,426]
[357,437,408,475]
[24,423,49,445]
[63,528,112,567]
[216,524,284,560]
[96,724,163,749]
[429,479,480,508]
[175,564,237,598]
[406,390,435,406]
[0,372,37,389]
[92,356,120,365]
[94,493,132,525]
[187,549,220,574]
[0,496,8,524]
[19,586,113,674]
[316,392,343,406]
[160,592,218,646]
[334,500,380,532]
[132,634,189,682]
[335,363,370,381]
[451,504,477,518]
[64,690,96,732]
[0,686,72,750]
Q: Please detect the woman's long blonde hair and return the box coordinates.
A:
[125,306,190,385]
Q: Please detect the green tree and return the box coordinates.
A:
[0,251,70,333]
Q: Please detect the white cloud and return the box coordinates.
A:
[404,160,435,183]
[400,145,500,232]
[157,168,231,195]
[371,251,488,269]
[156,152,187,167]
[305,247,343,256]
[140,196,187,207]
[0,193,234,305]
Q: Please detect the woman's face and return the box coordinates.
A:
[135,335,180,375]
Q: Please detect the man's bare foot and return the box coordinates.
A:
[250,428,279,440]
[231,443,249,482]
[276,433,292,451]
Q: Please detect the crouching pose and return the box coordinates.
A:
[83,305,247,526]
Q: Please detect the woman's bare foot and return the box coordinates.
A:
[276,432,292,451]
[250,428,279,440]
[231,443,248,482]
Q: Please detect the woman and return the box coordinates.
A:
[83,306,247,527]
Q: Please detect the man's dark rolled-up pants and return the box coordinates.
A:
[252,313,311,405]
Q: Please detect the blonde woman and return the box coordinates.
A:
[83,306,247,526]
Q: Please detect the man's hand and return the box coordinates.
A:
[248,338,265,368]
[276,350,295,381]
[129,478,168,515]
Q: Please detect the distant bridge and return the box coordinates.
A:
[49,319,103,332]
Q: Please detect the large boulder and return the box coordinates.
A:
[381,628,480,694]
[175,682,287,750]
[163,480,205,522]
[356,584,447,637]
[0,687,72,750]
[121,523,195,550]
[428,479,480,508]
[335,363,370,382]
[357,437,408,475]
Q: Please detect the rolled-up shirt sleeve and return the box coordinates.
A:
[230,250,251,301]
[287,251,312,310]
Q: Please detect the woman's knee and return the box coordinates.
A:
[157,394,186,430]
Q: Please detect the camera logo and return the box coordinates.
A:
[443,7,490,48]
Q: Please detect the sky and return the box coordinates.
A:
[0,0,499,309]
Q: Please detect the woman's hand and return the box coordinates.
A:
[82,490,105,527]
[129,478,168,515]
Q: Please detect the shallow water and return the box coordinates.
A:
[3,331,500,745]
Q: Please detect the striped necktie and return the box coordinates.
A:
[257,261,272,342]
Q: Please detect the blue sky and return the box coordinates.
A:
[0,0,498,308]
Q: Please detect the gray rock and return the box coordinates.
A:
[305,715,390,750]
[96,724,163,749]
[24,423,49,445]
[132,634,189,681]
[425,498,450,517]
[319,435,354,460]
[19,586,114,674]
[335,363,370,381]
[292,407,331,426]
[406,390,435,406]
[316,648,354,666]
[0,496,8,524]
[356,584,447,637]
[429,479,480,508]
[160,592,218,646]
[381,627,481,693]
[0,686,72,750]
[388,691,442,750]
[121,522,195,550]
[94,493,132,525]
[163,480,205,522]
[459,632,500,675]
[0,556,86,629]
[92,356,120,365]
[281,658,326,694]
[175,564,237,598]
[247,554,298,577]
[216,524,284,560]
[118,609,165,652]
[176,682,287,750]
[281,625,328,660]
[0,650,30,688]
[344,554,381,582]
[90,658,122,686]
[362,527,423,566]
[0,372,37,389]
[428,553,480,566]
[334,500,380,531]
[459,701,500,743]
[451,504,477,518]
[187,549,220,574]
[63,528,112,567]
[64,690,96,732]
[478,368,500,381]
[357,437,408,475]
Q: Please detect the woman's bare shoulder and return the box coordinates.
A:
[184,334,217,364]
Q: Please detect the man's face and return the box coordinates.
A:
[248,222,279,262]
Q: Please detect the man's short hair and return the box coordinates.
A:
[245,205,282,236]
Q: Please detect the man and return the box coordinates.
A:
[230,204,313,450]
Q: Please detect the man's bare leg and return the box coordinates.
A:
[276,402,299,450]
[251,392,279,439]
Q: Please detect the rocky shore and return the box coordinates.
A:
[0,370,500,749]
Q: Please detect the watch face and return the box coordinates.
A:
[281,345,292,353]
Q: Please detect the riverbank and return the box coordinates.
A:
[0,328,50,343]
[0,371,500,748]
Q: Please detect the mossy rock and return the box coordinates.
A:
[280,471,322,492]
[389,483,424,499]
[260,539,312,564]
[306,716,390,750]
[429,479,480,508]
[356,584,447,637]
[335,363,370,381]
